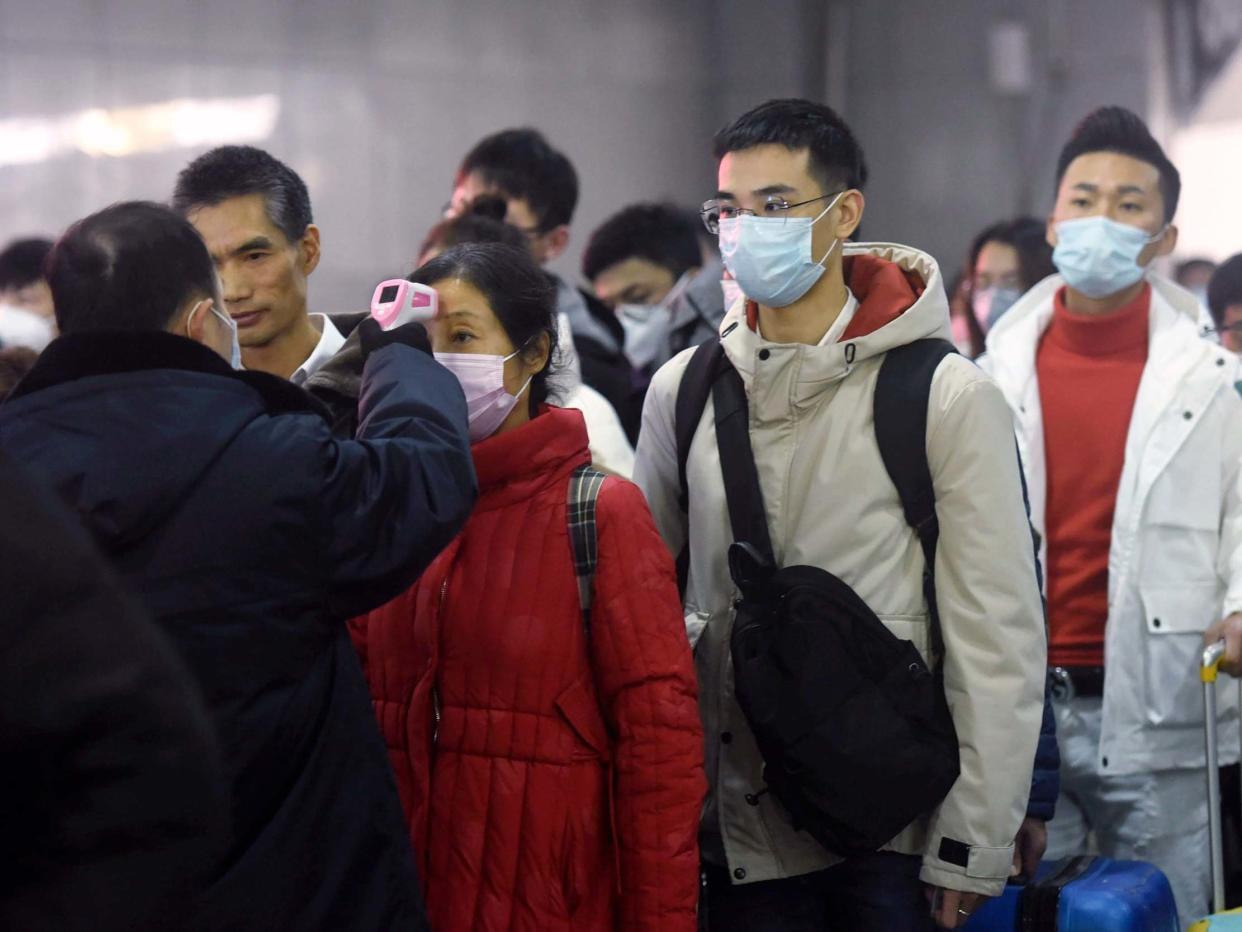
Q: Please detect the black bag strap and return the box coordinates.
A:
[674,339,730,595]
[675,339,728,512]
[710,363,776,566]
[873,338,958,658]
[566,463,608,636]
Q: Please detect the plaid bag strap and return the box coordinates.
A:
[566,464,608,636]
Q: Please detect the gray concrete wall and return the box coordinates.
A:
[0,0,720,310]
[0,0,1163,306]
[832,0,1156,280]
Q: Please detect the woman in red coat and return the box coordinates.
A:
[351,243,705,932]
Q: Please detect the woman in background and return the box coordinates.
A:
[956,216,1056,357]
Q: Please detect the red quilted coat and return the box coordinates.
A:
[351,406,705,932]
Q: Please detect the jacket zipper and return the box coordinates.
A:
[432,577,447,745]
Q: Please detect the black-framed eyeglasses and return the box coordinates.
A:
[1209,321,1242,336]
[699,191,843,235]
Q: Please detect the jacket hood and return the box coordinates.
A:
[987,271,1206,353]
[0,331,329,550]
[719,242,952,383]
[671,256,726,331]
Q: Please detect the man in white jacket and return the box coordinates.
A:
[635,98,1046,930]
[983,106,1242,924]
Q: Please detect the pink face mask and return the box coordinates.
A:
[434,349,533,443]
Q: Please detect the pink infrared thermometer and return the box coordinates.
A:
[370,280,437,330]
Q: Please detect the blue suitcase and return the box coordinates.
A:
[966,856,1179,931]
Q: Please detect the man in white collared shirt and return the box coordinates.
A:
[290,313,346,386]
[173,146,338,383]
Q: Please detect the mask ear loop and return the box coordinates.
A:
[185,299,200,338]
[812,191,848,268]
[502,335,541,401]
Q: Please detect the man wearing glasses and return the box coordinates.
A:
[634,98,1047,929]
[1208,254,1242,355]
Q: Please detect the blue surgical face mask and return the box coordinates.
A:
[1052,216,1164,299]
[718,192,844,308]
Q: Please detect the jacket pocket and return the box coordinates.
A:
[879,613,932,665]
[555,674,611,759]
[1141,455,1221,583]
[1141,583,1222,727]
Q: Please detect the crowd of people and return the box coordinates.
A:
[1,95,1241,932]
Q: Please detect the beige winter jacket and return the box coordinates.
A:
[634,242,1047,897]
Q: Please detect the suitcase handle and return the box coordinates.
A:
[1204,639,1228,914]
[1204,640,1227,684]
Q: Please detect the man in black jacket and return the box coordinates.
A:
[0,452,227,932]
[0,202,477,931]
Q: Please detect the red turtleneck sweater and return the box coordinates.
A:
[1039,284,1150,668]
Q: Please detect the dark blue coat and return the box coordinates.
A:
[0,331,476,931]
[1027,688,1060,821]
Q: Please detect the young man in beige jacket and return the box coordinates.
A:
[634,98,1047,930]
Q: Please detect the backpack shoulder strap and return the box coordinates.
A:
[675,339,727,512]
[673,339,729,597]
[711,362,776,567]
[567,463,608,636]
[873,338,958,657]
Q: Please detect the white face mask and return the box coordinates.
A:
[434,347,533,443]
[616,271,691,370]
[718,192,844,308]
[721,278,745,311]
[0,302,54,351]
[188,300,241,369]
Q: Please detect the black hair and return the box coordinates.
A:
[417,195,527,265]
[1175,257,1216,284]
[582,202,702,283]
[171,145,313,244]
[713,98,869,194]
[456,129,578,231]
[1207,254,1242,327]
[967,216,1056,293]
[958,217,1055,356]
[409,242,558,415]
[0,238,54,291]
[47,201,219,335]
[1055,106,1181,223]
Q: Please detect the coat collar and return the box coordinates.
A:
[719,242,950,402]
[7,330,333,423]
[986,273,1225,414]
[470,405,591,509]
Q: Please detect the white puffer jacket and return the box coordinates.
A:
[635,242,1047,897]
[982,273,1242,775]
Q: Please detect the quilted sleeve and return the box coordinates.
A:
[589,477,706,932]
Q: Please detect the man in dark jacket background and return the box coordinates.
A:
[0,201,477,931]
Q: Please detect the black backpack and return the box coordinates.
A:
[673,337,961,857]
